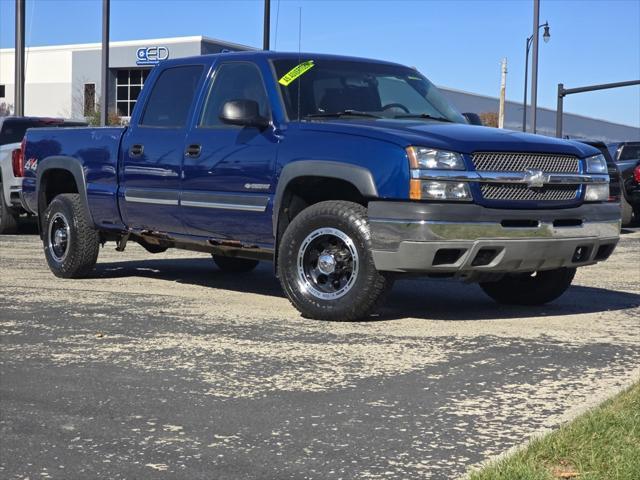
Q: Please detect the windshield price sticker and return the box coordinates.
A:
[279,60,315,86]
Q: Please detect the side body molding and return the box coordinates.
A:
[272,160,379,234]
[36,156,94,227]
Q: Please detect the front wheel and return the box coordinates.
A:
[479,267,576,306]
[42,193,100,278]
[278,200,393,321]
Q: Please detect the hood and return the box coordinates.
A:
[298,119,600,158]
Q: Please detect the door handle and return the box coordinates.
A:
[185,144,202,158]
[130,144,144,157]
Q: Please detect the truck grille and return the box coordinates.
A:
[481,184,578,201]
[472,152,580,173]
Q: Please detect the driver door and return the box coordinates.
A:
[181,61,278,246]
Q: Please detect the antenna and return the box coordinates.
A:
[297,6,302,121]
[274,0,281,50]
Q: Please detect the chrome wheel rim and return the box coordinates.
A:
[48,212,71,262]
[297,227,359,300]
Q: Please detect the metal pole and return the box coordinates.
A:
[555,79,639,137]
[530,0,540,133]
[14,0,25,116]
[263,0,270,50]
[556,83,564,138]
[498,58,507,129]
[100,0,110,126]
[522,38,530,132]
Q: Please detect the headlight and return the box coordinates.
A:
[410,180,472,201]
[585,154,607,174]
[584,184,609,202]
[407,147,465,170]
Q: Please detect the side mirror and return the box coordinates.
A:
[462,112,483,126]
[220,99,269,128]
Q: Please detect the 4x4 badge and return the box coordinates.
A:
[523,169,549,188]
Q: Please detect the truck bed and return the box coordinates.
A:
[22,126,125,229]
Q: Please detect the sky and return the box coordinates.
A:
[1,0,639,127]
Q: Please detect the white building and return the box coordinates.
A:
[0,36,252,120]
[1,35,638,141]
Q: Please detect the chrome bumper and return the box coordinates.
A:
[368,202,621,274]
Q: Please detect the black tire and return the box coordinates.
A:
[621,197,633,227]
[42,193,99,278]
[277,200,393,321]
[0,182,19,234]
[479,267,576,306]
[212,255,259,273]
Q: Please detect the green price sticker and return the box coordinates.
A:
[279,60,315,86]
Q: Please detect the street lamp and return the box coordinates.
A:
[522,21,550,132]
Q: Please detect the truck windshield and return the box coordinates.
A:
[273,58,465,123]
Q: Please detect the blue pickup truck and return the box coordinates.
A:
[20,51,620,320]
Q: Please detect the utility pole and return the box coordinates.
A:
[263,0,270,50]
[498,58,507,129]
[100,0,110,126]
[14,0,25,116]
[530,0,541,133]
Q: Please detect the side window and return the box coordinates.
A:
[200,63,270,127]
[140,65,204,127]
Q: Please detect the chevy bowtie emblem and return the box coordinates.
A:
[523,169,549,188]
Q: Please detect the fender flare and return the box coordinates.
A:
[272,160,378,234]
[36,156,94,227]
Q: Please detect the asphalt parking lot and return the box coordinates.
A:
[1,227,639,479]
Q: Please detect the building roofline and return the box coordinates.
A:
[439,85,640,130]
[200,36,258,51]
[0,35,255,53]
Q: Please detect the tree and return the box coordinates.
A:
[479,112,499,128]
[86,103,122,126]
[0,102,13,116]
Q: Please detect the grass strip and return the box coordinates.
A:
[468,381,640,480]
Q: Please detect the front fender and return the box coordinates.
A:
[272,160,378,233]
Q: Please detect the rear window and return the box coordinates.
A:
[0,120,36,146]
[140,65,204,127]
[0,119,87,146]
[619,144,640,161]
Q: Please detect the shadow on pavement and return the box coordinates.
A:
[93,256,640,322]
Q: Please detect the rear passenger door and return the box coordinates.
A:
[181,61,278,246]
[120,64,205,234]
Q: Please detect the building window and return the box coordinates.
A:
[0,85,5,98]
[83,83,96,116]
[116,69,150,117]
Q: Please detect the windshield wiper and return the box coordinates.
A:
[393,113,453,122]
[305,110,382,119]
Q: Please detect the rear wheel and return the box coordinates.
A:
[278,200,393,321]
[0,182,19,234]
[479,267,576,306]
[42,193,99,278]
[621,197,633,227]
[212,255,259,273]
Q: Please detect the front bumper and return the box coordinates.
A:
[368,202,620,275]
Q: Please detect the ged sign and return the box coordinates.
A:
[136,46,169,66]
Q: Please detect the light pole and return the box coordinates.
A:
[522,21,550,132]
[100,0,110,126]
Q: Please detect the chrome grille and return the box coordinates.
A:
[481,184,578,201]
[472,152,580,173]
